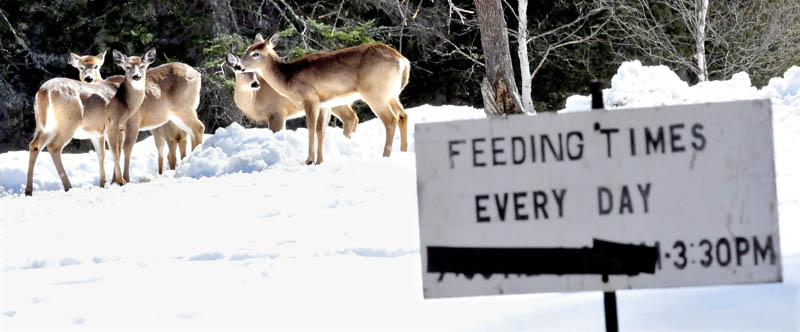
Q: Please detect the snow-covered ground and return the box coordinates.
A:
[1,62,798,330]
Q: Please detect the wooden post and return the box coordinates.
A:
[590,79,619,332]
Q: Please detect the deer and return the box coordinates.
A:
[239,33,410,165]
[68,51,190,175]
[25,49,155,196]
[108,53,204,184]
[224,53,359,138]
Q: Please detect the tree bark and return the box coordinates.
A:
[695,0,709,81]
[517,0,535,113]
[474,0,524,116]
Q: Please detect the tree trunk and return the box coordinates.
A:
[696,0,709,81]
[474,0,524,116]
[517,0,535,113]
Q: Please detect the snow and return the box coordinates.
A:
[564,61,764,110]
[1,66,799,330]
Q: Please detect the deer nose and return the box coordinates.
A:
[83,77,93,83]
[251,82,261,89]
[234,65,243,71]
[132,74,142,81]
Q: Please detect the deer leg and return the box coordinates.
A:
[186,117,205,151]
[315,107,331,164]
[303,100,320,165]
[367,99,398,157]
[90,136,107,187]
[106,125,125,185]
[331,105,358,138]
[175,115,205,151]
[390,98,409,152]
[350,107,359,134]
[25,130,43,196]
[122,121,139,183]
[48,145,72,192]
[167,138,178,170]
[178,134,187,160]
[153,130,166,175]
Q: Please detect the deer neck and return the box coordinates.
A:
[255,54,294,101]
[119,78,146,115]
[233,79,257,115]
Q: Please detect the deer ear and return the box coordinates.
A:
[254,33,264,43]
[97,50,107,66]
[68,53,80,68]
[225,53,238,67]
[268,33,280,48]
[112,50,127,67]
[143,48,157,65]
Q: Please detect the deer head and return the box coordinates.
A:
[68,51,107,83]
[112,48,156,90]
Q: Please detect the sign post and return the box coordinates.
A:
[414,96,782,324]
[590,80,618,332]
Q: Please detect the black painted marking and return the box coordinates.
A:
[427,239,659,282]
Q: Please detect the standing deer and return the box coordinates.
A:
[109,54,204,184]
[68,51,190,175]
[240,33,410,164]
[25,49,155,196]
[224,53,359,138]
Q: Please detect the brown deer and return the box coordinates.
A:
[109,56,204,184]
[240,33,410,164]
[224,53,359,138]
[68,51,190,175]
[25,49,155,196]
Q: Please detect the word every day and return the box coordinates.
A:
[447,123,706,168]
[475,183,652,222]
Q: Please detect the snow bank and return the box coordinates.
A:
[174,104,485,179]
[762,66,800,102]
[564,61,768,111]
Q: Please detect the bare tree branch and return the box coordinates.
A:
[602,0,800,84]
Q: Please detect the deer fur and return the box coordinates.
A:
[225,54,359,138]
[109,61,204,183]
[240,33,410,164]
[70,52,190,175]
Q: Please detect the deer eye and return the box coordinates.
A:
[79,66,85,70]
[251,52,260,58]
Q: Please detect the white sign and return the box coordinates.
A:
[415,100,781,299]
